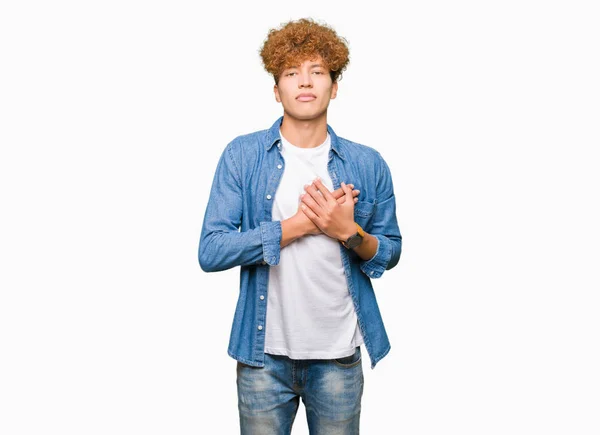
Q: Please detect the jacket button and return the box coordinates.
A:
[266,194,272,200]
[277,164,282,169]
[260,295,265,300]
[257,325,263,330]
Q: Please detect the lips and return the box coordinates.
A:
[296,93,316,102]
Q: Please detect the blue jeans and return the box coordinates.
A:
[236,346,364,434]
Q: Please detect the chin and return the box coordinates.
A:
[285,108,327,121]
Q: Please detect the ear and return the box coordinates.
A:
[274,84,281,103]
[330,81,338,100]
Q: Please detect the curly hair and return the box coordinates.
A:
[259,18,350,84]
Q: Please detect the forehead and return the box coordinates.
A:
[283,55,328,70]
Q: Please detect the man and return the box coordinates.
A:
[199,18,402,434]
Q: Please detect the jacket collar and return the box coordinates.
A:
[265,116,346,161]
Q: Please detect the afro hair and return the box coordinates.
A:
[259,18,350,84]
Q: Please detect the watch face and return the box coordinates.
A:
[345,234,363,249]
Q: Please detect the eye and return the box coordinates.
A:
[286,72,297,77]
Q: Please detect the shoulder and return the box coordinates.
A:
[217,128,271,166]
[336,135,388,168]
[227,128,269,152]
[217,127,272,180]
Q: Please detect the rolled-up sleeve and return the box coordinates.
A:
[359,152,402,279]
[260,221,282,266]
[198,142,282,272]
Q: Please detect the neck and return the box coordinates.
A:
[279,112,328,149]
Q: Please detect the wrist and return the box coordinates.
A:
[338,222,359,242]
[291,213,311,237]
[339,222,365,249]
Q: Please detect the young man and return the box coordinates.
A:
[198,18,402,434]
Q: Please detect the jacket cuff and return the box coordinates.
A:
[260,221,282,266]
[359,235,392,278]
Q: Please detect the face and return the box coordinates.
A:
[273,55,338,121]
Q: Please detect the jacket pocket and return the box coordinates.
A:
[353,200,376,229]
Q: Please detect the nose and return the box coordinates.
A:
[298,71,312,88]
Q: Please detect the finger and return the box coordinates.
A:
[300,193,322,218]
[304,183,328,208]
[337,189,360,204]
[341,182,353,204]
[332,184,354,200]
[313,178,336,203]
[301,203,321,226]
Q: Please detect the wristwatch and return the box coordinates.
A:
[341,223,365,249]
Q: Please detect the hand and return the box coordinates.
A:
[300,178,357,240]
[331,184,359,205]
[295,183,360,236]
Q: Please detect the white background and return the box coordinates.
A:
[1,1,599,434]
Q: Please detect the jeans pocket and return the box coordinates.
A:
[332,347,362,368]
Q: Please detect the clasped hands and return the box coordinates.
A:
[296,177,359,242]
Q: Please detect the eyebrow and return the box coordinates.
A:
[287,63,326,70]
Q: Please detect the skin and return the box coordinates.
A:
[276,55,378,261]
[274,56,337,148]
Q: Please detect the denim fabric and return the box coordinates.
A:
[237,347,364,434]
[198,116,402,369]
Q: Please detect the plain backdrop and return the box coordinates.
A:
[1,1,599,434]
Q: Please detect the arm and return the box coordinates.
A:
[198,142,282,272]
[349,231,379,261]
[198,144,361,272]
[300,155,401,279]
[280,214,308,249]
[357,152,402,279]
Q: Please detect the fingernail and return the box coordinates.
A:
[355,190,360,194]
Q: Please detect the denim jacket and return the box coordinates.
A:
[198,116,402,369]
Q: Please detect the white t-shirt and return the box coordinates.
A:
[264,131,364,359]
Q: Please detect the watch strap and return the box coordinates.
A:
[341,223,365,248]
